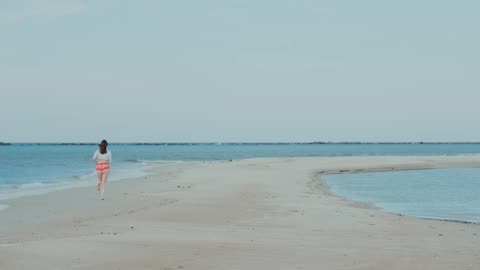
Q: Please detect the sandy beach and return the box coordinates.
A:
[1,156,480,270]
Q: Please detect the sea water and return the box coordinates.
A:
[1,143,480,217]
[325,168,480,223]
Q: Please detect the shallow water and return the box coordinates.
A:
[325,168,480,223]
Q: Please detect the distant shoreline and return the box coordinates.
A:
[4,142,480,145]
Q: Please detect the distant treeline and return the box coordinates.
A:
[5,142,480,146]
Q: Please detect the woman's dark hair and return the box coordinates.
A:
[99,139,108,154]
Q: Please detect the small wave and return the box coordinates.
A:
[0,204,8,211]
[149,160,185,164]
[128,159,175,162]
[124,159,184,165]
[0,170,102,200]
[125,159,143,163]
[0,159,182,201]
[72,172,96,180]
[0,163,153,201]
[0,180,92,200]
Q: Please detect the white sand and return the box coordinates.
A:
[1,156,480,270]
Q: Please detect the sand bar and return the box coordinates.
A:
[1,156,480,270]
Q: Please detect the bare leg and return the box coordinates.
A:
[96,172,103,192]
[100,170,110,200]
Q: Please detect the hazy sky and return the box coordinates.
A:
[1,0,479,142]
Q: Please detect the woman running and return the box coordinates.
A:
[92,139,111,200]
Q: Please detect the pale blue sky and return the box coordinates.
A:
[1,0,479,142]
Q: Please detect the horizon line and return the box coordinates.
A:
[3,141,480,145]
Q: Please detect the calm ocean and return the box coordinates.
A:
[1,143,479,222]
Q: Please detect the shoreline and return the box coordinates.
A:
[1,153,478,205]
[312,156,480,225]
[315,168,480,225]
[1,156,480,269]
[0,160,169,203]
[2,155,480,226]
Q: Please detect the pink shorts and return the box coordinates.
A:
[96,163,110,172]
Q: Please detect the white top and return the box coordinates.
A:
[92,150,112,163]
